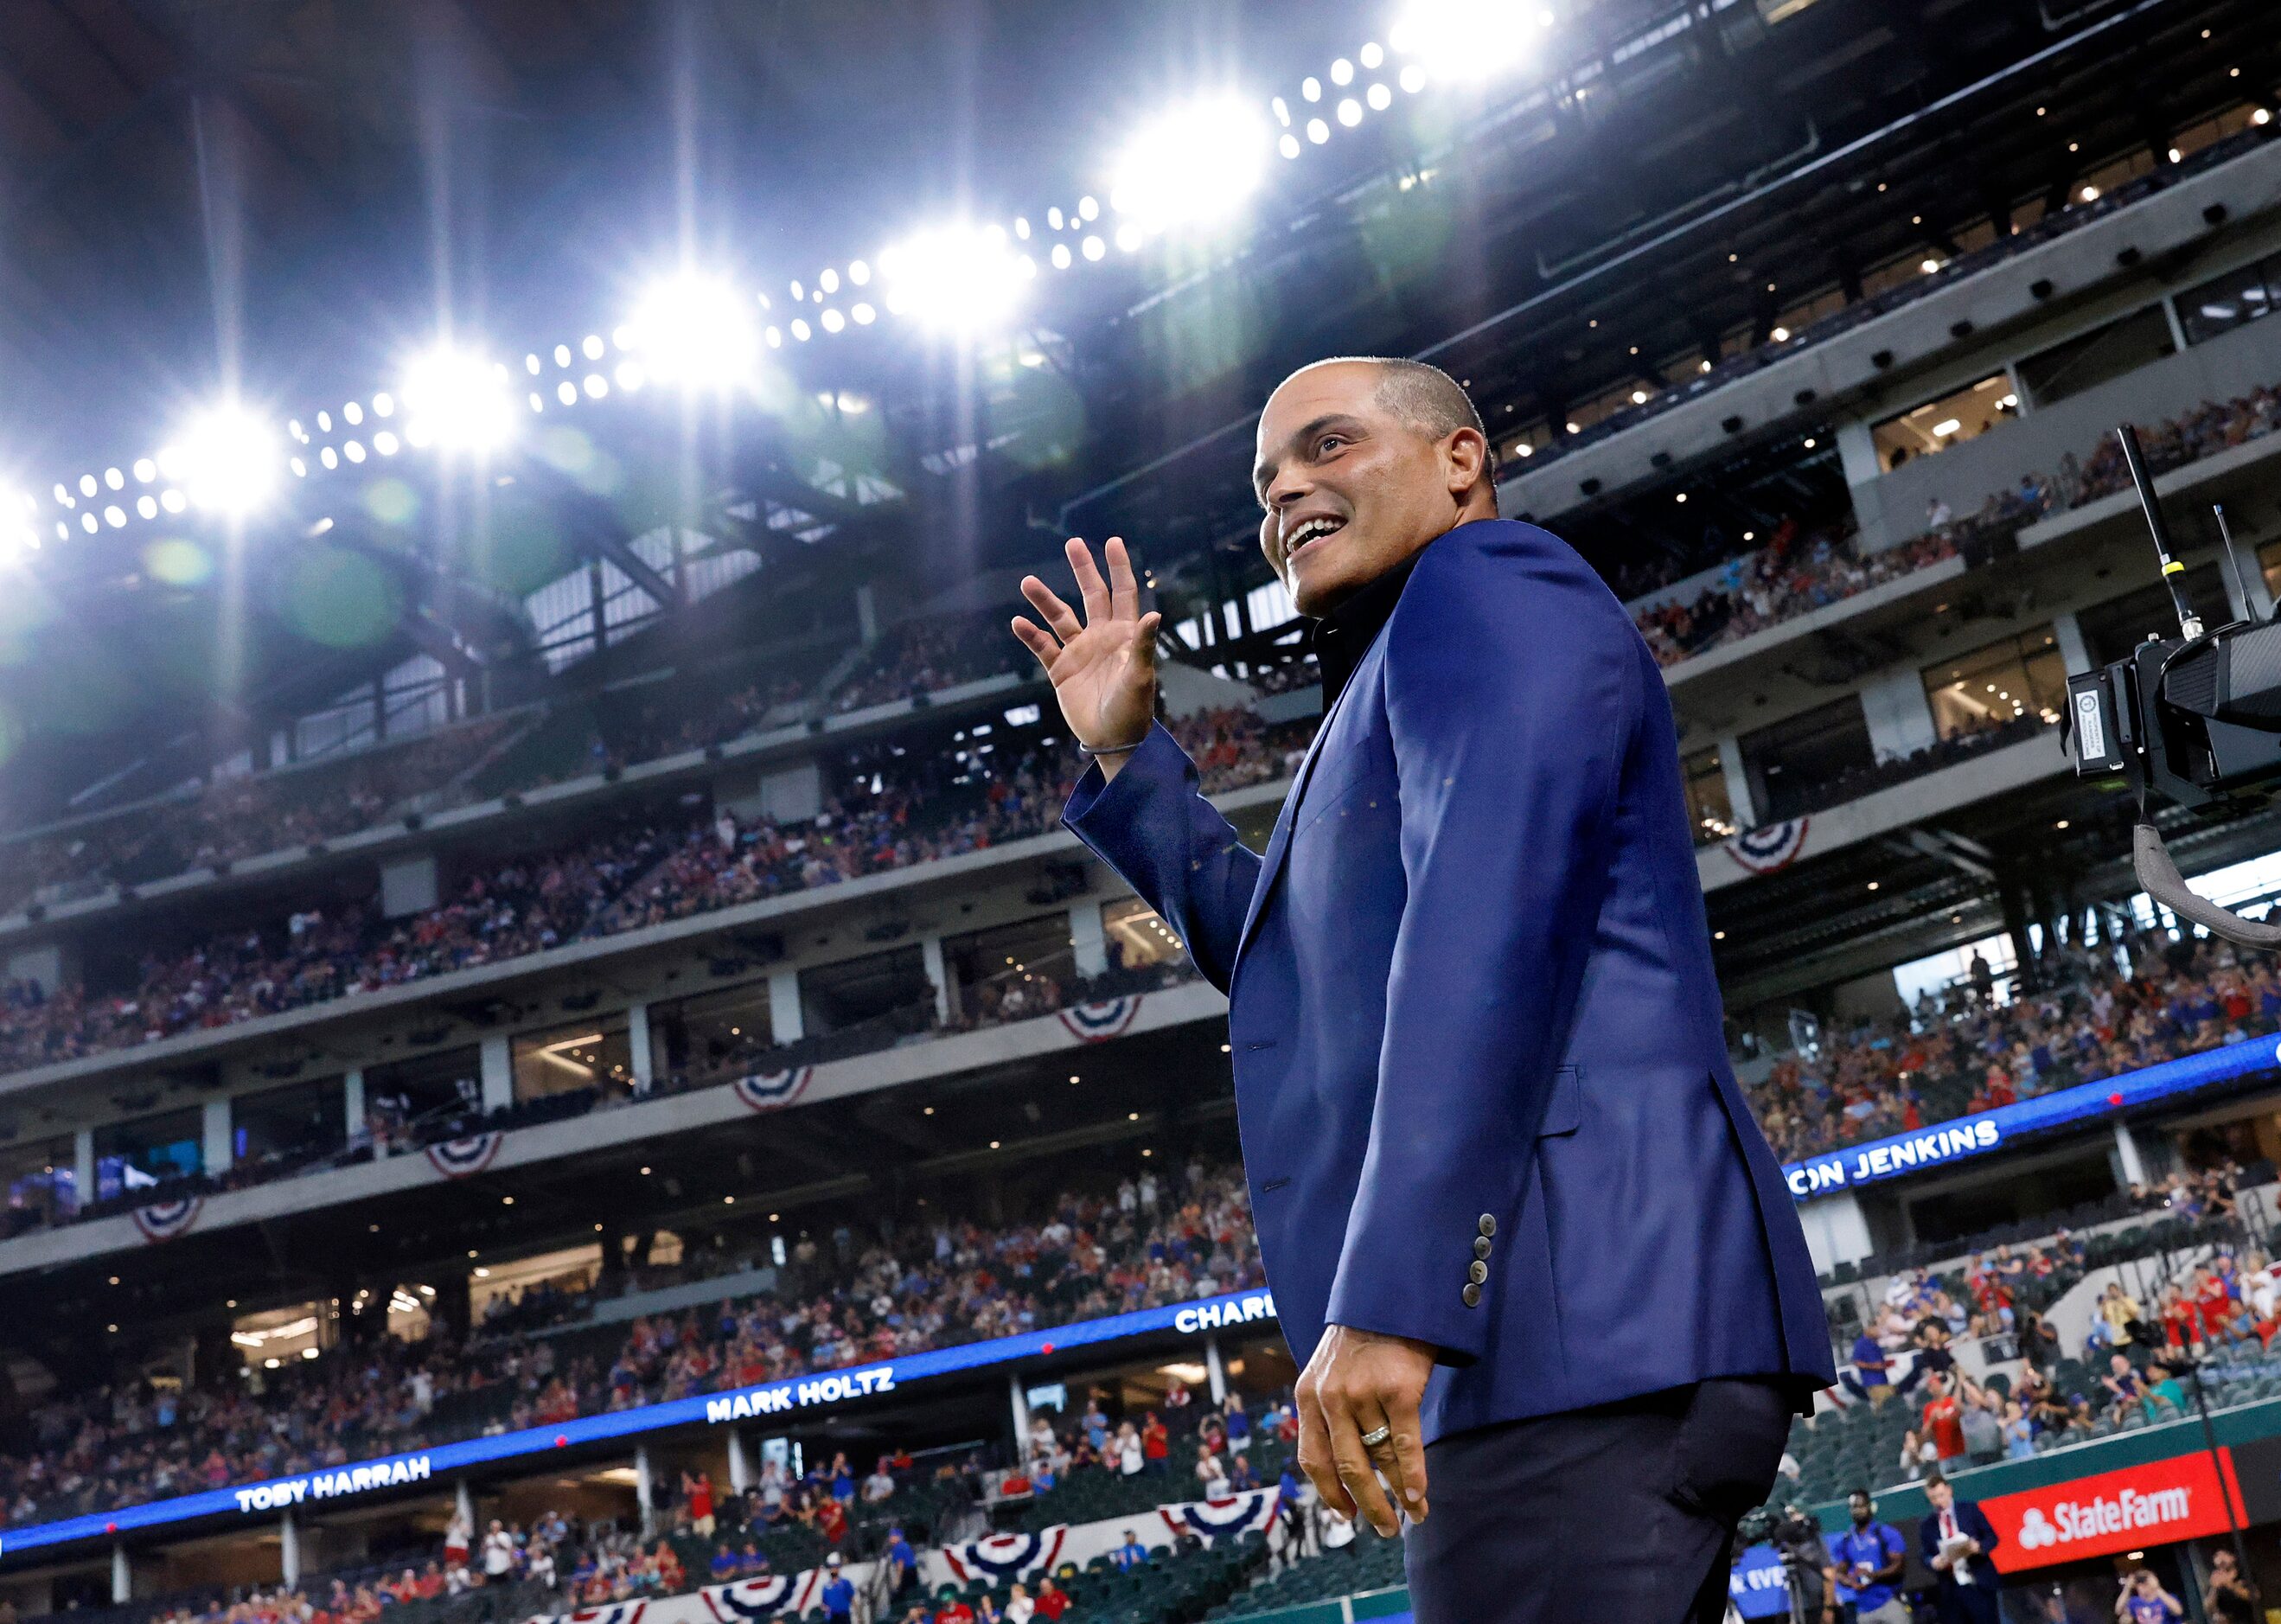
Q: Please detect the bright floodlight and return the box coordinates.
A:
[877,224,1032,331]
[163,404,282,516]
[623,272,761,390]
[1390,0,1556,84]
[400,346,518,453]
[1107,95,1272,233]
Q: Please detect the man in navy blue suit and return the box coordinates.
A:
[1919,1474,2002,1624]
[1012,358,1833,1621]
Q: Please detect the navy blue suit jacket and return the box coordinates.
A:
[1918,1500,2001,1594]
[1064,520,1832,1442]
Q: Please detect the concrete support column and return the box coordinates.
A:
[281,1510,300,1588]
[726,1431,752,1495]
[768,970,803,1046]
[1204,1338,1228,1406]
[627,1003,655,1093]
[1070,902,1109,980]
[73,1128,95,1213]
[2115,1119,2148,1189]
[1796,1191,1875,1276]
[112,1543,130,1603]
[1717,737,1757,831]
[478,1034,512,1113]
[920,937,950,1026]
[1857,667,1941,763]
[202,1097,233,1176]
[1009,1374,1032,1460]
[344,1070,367,1149]
[455,1480,475,1531]
[635,1445,656,1538]
[855,584,879,645]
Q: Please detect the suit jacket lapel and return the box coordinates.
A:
[1232,659,1365,969]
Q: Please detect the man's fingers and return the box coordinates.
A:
[1381,1391,1430,1523]
[1320,1391,1399,1538]
[1009,617,1061,672]
[1294,1388,1353,1519]
[1131,611,1162,673]
[1019,575,1083,643]
[1105,536,1141,622]
[1065,537,1114,623]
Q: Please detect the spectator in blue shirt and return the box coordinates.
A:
[1109,1531,1150,1571]
[1832,1489,1910,1624]
[1224,1392,1251,1453]
[883,1526,917,1597]
[708,1545,739,1582]
[820,1552,855,1621]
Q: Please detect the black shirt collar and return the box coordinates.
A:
[1306,549,1423,709]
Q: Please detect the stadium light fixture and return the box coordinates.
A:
[159,403,282,516]
[1107,95,1273,234]
[877,222,1033,331]
[1390,0,1556,86]
[623,271,762,390]
[399,346,518,454]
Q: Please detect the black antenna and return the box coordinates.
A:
[2213,502,2264,622]
[2117,424,2201,638]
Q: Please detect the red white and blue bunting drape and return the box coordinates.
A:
[425,1131,505,1179]
[131,1196,202,1243]
[1057,995,1142,1043]
[732,1068,815,1113]
[1158,1488,1281,1544]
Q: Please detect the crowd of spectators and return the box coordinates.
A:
[0,709,1310,1082]
[1633,380,2281,673]
[834,616,1029,714]
[0,1155,1262,1530]
[1746,925,2281,1165]
[0,719,522,918]
[1633,518,1960,668]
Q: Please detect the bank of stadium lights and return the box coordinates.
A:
[623,271,760,387]
[399,346,518,454]
[1109,96,1273,233]
[1390,0,1556,86]
[876,222,1035,331]
[159,403,282,517]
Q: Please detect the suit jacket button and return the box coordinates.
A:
[1478,1215,1497,1238]
[1473,1237,1492,1260]
[1461,1283,1483,1308]
[1467,1260,1489,1285]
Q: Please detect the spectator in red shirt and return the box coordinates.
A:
[1920,1373,1968,1467]
[1032,1579,1070,1621]
[1141,1412,1170,1474]
[934,1592,977,1624]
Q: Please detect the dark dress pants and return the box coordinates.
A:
[1402,1378,1794,1624]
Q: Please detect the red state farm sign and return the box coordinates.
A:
[1981,1450,2246,1572]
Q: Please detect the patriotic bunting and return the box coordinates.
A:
[131,1196,202,1243]
[1158,1488,1281,1544]
[939,1526,1069,1585]
[425,1131,505,1180]
[732,1068,815,1113]
[1057,995,1142,1042]
[1725,818,1809,875]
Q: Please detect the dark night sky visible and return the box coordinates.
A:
[0,0,1381,463]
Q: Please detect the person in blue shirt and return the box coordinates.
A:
[819,1552,856,1621]
[1108,1531,1149,1571]
[1831,1489,1910,1624]
[883,1527,918,1598]
[708,1545,739,1582]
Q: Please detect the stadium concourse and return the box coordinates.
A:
[1,0,2280,1621]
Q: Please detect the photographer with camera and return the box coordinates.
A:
[1741,1503,1834,1624]
[2115,1568,2183,1623]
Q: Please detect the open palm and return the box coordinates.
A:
[1011,537,1161,754]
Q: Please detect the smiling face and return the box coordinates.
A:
[1252,360,1493,617]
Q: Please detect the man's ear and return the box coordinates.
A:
[1442,427,1491,510]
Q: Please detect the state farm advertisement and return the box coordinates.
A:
[1982,1451,2247,1572]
